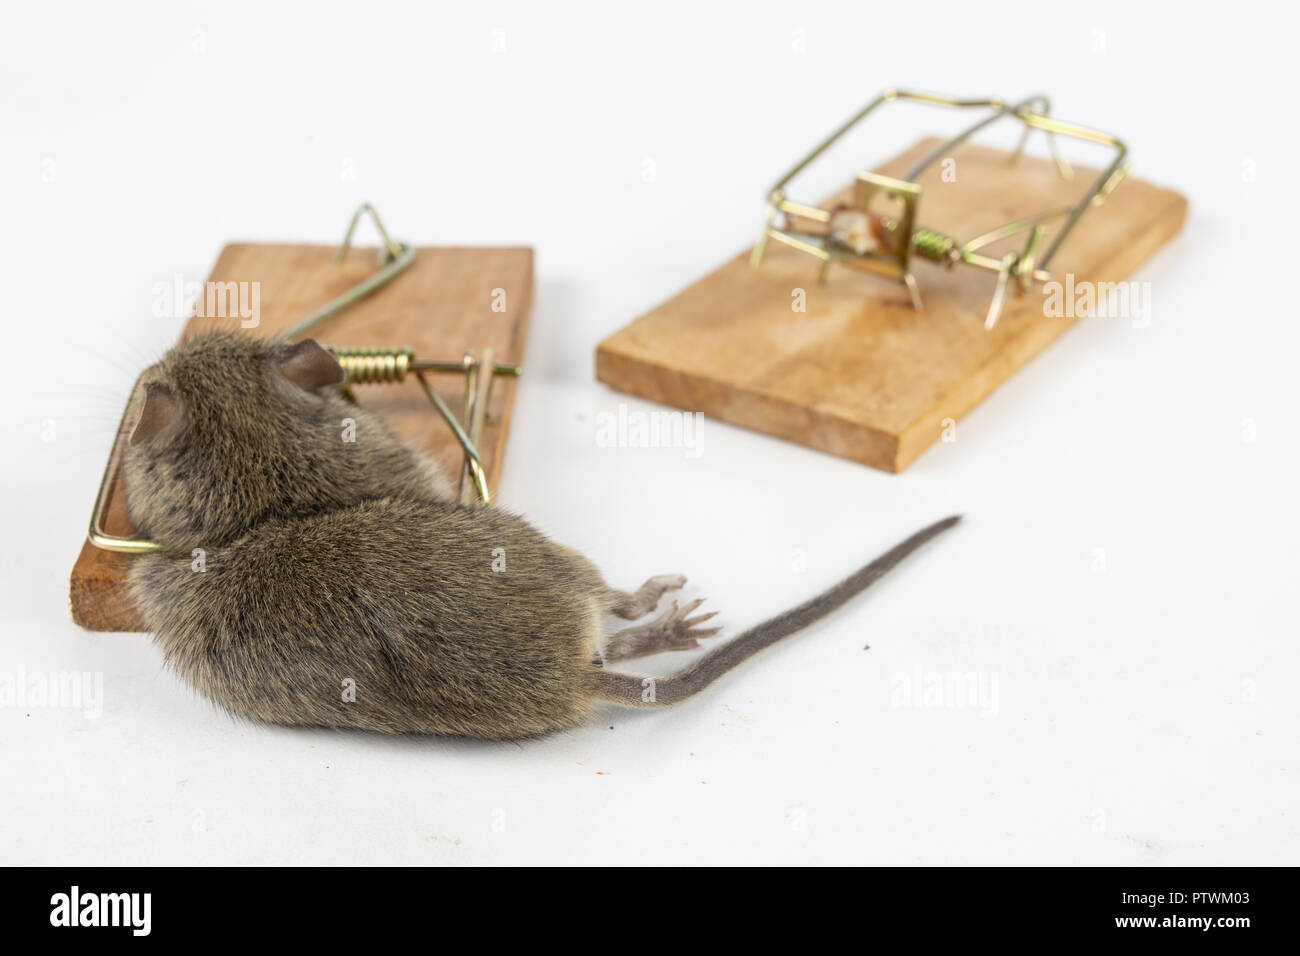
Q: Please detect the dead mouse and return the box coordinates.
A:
[122,331,960,739]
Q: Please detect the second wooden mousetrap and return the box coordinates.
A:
[69,206,533,632]
[596,90,1188,473]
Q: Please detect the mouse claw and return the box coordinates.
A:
[682,610,718,628]
[676,597,706,617]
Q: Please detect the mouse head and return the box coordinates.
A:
[122,331,397,550]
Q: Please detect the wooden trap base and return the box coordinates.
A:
[597,137,1187,472]
[69,243,533,632]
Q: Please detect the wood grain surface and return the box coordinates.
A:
[597,137,1187,473]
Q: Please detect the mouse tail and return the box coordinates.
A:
[588,514,962,708]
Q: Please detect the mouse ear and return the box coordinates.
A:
[129,381,182,446]
[276,338,344,391]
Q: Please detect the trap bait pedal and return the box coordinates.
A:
[596,89,1187,473]
[69,206,532,632]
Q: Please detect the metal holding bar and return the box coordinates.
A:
[458,348,496,506]
[414,370,492,506]
[280,203,417,342]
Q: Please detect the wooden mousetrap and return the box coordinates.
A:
[597,90,1188,473]
[70,206,533,632]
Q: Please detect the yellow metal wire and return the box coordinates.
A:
[751,89,1130,328]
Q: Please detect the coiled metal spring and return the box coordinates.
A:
[331,346,414,384]
[877,216,958,264]
[910,226,958,264]
[322,344,520,508]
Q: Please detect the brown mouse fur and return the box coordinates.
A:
[124,332,960,739]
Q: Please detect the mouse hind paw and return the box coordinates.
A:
[601,598,722,662]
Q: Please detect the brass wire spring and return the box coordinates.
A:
[324,344,504,507]
[878,216,957,264]
[910,226,957,264]
[331,346,413,384]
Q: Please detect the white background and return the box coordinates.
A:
[3,1,1297,865]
